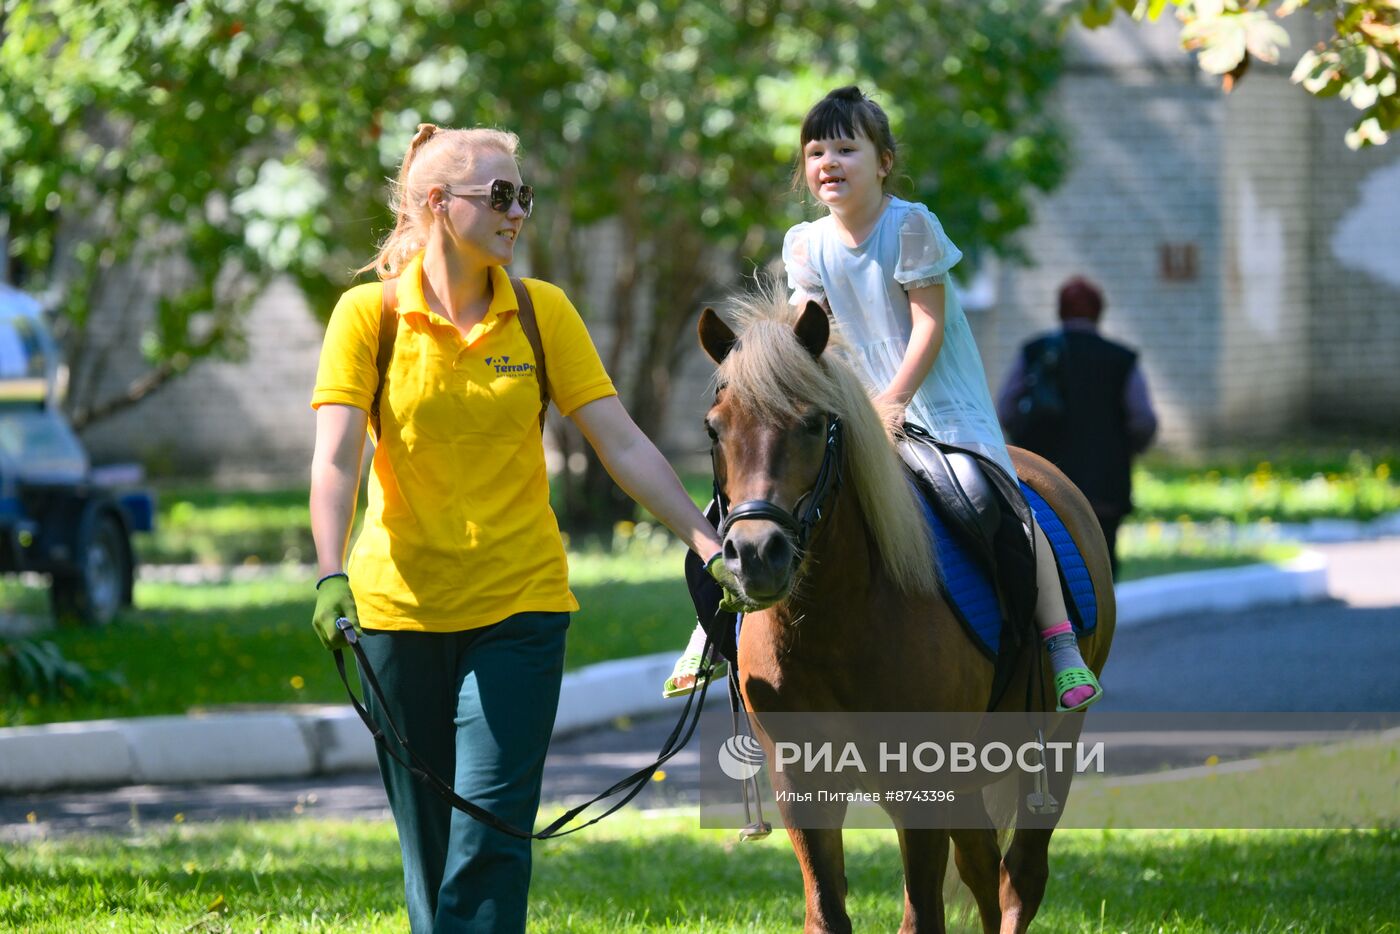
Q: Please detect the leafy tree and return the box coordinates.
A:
[2,0,399,426]
[1074,0,1399,148]
[3,0,1067,532]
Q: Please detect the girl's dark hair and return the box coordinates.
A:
[794,86,897,190]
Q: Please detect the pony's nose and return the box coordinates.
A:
[723,527,794,599]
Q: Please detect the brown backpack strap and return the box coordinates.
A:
[370,277,399,441]
[510,277,550,432]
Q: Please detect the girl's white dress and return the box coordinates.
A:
[784,195,1015,476]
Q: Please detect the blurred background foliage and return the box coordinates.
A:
[134,448,1400,567]
[1,0,1067,528]
[2,1,1393,532]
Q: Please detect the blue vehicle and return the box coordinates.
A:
[0,283,154,626]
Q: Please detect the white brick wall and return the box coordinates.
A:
[1216,74,1314,441]
[1308,101,1400,427]
[987,67,1223,450]
[79,277,321,482]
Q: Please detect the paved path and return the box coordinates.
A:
[4,538,1397,841]
[1097,538,1400,712]
[0,708,710,841]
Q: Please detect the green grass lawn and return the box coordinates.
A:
[3,717,1396,930]
[1132,446,1398,524]
[2,814,1396,932]
[1114,529,1300,582]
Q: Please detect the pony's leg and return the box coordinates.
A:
[784,823,853,934]
[895,827,951,934]
[998,827,1051,934]
[950,826,1004,934]
[998,763,1073,933]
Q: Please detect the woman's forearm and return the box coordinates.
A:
[572,398,721,559]
[598,434,721,558]
[310,405,368,577]
[310,460,361,577]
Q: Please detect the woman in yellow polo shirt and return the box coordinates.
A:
[309,124,730,934]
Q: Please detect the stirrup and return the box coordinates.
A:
[1054,666,1103,712]
[662,652,726,699]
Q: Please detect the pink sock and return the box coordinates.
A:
[1041,621,1097,708]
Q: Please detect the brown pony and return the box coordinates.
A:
[698,293,1115,934]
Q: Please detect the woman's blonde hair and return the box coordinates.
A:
[358,123,521,279]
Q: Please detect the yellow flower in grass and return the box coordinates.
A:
[290,675,305,690]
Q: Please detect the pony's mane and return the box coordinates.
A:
[716,283,938,598]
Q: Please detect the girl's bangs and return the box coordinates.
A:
[801,102,861,145]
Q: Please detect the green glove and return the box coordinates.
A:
[312,573,361,650]
[706,553,768,613]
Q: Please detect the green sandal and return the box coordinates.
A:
[1054,667,1103,712]
[662,652,727,699]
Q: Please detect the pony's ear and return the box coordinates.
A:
[699,307,738,364]
[794,300,829,359]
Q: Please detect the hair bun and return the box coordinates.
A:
[828,85,866,103]
[411,123,439,148]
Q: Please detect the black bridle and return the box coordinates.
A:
[713,415,845,561]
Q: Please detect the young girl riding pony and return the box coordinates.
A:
[667,86,1102,712]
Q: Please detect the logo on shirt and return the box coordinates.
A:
[483,355,536,378]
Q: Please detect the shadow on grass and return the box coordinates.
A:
[1116,551,1282,582]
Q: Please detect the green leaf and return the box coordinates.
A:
[1079,0,1118,29]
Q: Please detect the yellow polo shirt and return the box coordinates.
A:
[311,254,616,631]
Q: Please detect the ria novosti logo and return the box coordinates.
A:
[717,735,765,781]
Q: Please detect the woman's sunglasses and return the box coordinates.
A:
[442,179,533,217]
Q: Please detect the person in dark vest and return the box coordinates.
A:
[996,276,1158,577]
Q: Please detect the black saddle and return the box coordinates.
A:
[898,425,1041,709]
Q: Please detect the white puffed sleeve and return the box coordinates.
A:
[782,222,825,302]
[895,205,963,289]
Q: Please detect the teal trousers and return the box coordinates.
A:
[357,611,569,934]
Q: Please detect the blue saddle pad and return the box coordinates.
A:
[915,480,1098,660]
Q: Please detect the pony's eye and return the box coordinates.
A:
[705,420,719,442]
[800,415,825,436]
